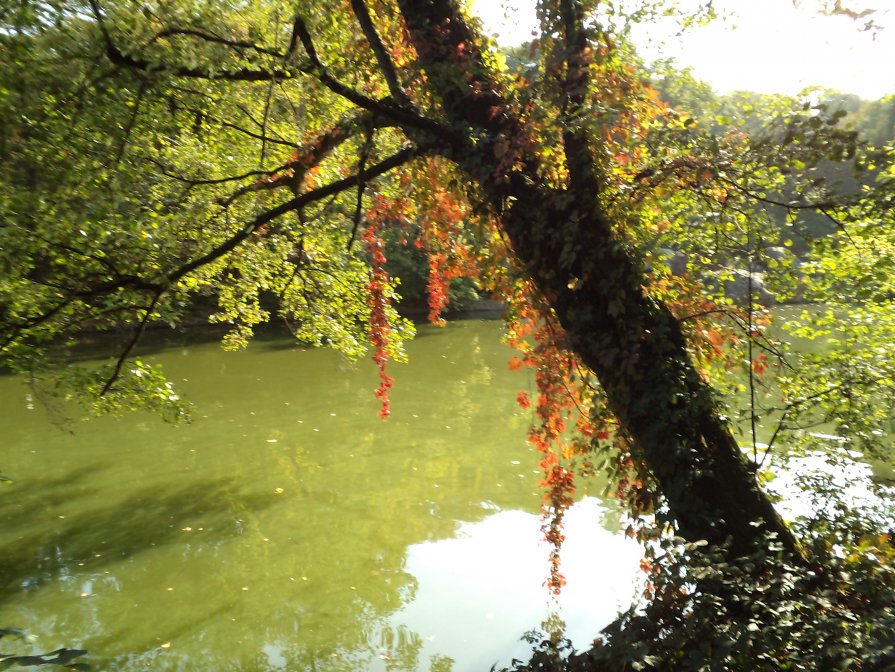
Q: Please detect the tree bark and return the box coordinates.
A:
[396,0,802,560]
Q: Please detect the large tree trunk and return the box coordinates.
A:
[397,0,801,560]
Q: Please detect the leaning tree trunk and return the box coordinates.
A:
[397,0,801,560]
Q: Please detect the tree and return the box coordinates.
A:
[2,0,894,668]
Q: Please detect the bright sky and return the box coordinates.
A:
[470,0,895,100]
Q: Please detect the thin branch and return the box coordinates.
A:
[259,10,286,166]
[215,117,297,147]
[259,80,277,165]
[113,78,148,166]
[58,66,117,145]
[167,145,419,284]
[275,247,305,303]
[747,229,759,468]
[146,158,288,187]
[762,408,789,464]
[819,206,858,246]
[31,234,124,278]
[717,174,859,211]
[725,310,796,372]
[759,375,883,460]
[276,81,301,120]
[215,112,380,208]
[100,291,164,395]
[146,28,285,59]
[234,102,274,131]
[1,299,73,350]
[172,104,299,147]
[677,307,736,322]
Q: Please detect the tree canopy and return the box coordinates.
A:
[2,0,895,669]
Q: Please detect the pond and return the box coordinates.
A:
[0,319,644,671]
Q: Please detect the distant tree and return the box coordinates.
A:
[854,94,895,146]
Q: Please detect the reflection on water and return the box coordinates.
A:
[394,499,643,671]
[769,447,895,524]
[0,320,641,671]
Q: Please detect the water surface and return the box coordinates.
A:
[0,320,641,671]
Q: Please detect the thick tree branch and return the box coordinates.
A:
[555,0,605,204]
[89,0,295,82]
[284,15,303,62]
[347,118,377,251]
[291,14,457,143]
[89,0,454,142]
[349,0,412,107]
[3,147,417,356]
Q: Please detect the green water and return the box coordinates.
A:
[0,320,641,671]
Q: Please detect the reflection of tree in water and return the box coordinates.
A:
[187,623,424,672]
[0,321,570,670]
[0,474,280,601]
[0,467,427,670]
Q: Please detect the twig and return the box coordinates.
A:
[346,118,376,251]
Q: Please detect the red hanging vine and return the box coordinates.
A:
[363,215,394,418]
[411,160,480,326]
[504,290,601,595]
